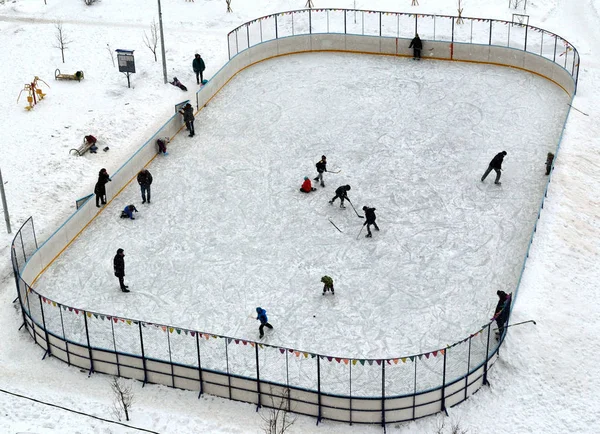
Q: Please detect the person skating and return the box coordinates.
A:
[192,53,206,85]
[481,151,507,185]
[113,248,129,292]
[545,152,555,175]
[94,168,111,207]
[362,206,380,238]
[137,169,153,204]
[180,103,195,137]
[120,204,138,220]
[409,34,423,59]
[300,176,317,193]
[321,275,334,295]
[491,291,512,339]
[314,155,327,188]
[329,185,351,208]
[256,307,273,338]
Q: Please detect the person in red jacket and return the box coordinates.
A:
[300,176,317,193]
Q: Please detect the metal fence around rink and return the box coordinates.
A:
[12,217,507,426]
[227,8,579,93]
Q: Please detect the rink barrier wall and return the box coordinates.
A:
[11,7,578,429]
[12,216,507,427]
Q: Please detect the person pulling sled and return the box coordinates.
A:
[329,185,351,208]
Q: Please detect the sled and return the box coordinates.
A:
[55,69,84,81]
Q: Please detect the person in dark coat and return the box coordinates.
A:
[362,206,379,238]
[256,307,273,338]
[314,155,327,188]
[113,248,129,292]
[192,53,206,85]
[157,137,169,156]
[94,168,112,207]
[481,151,507,185]
[179,103,195,137]
[137,169,153,204]
[120,204,138,220]
[409,34,423,59]
[329,185,351,208]
[545,152,555,176]
[492,291,512,339]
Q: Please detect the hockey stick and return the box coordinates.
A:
[328,218,343,233]
[328,170,341,174]
[493,319,537,332]
[356,225,364,239]
[567,103,588,116]
[347,199,364,218]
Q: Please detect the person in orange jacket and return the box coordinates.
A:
[300,176,317,193]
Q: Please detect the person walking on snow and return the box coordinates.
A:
[314,155,327,188]
[120,204,138,220]
[362,206,380,238]
[94,168,112,208]
[409,34,423,59]
[137,169,153,204]
[492,291,512,339]
[481,151,507,185]
[321,275,334,295]
[300,176,317,193]
[256,307,273,338]
[113,248,129,292]
[180,103,195,137]
[329,185,351,208]
[192,53,206,85]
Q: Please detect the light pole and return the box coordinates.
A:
[157,0,168,84]
[0,167,11,234]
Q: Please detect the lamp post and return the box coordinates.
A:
[0,167,11,234]
[157,0,168,84]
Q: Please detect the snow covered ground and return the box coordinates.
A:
[1,0,600,433]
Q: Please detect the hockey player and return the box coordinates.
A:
[481,151,507,185]
[256,307,273,338]
[120,204,138,220]
[300,176,317,193]
[329,185,351,208]
[113,248,129,293]
[362,206,380,237]
[314,155,327,188]
[321,275,334,295]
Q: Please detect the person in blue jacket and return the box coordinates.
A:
[256,307,273,338]
[120,204,138,220]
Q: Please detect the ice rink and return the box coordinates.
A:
[35,52,569,360]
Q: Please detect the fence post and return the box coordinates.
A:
[38,294,51,360]
[317,356,322,424]
[553,35,557,62]
[379,12,382,37]
[344,9,347,34]
[412,357,417,420]
[225,339,232,400]
[139,322,148,386]
[196,333,203,398]
[381,360,386,429]
[349,361,353,425]
[309,8,312,34]
[414,14,417,36]
[451,17,455,60]
[483,325,491,385]
[167,329,175,388]
[275,15,278,39]
[246,24,250,51]
[59,307,70,366]
[464,336,472,401]
[227,33,231,60]
[441,349,448,415]
[489,20,492,46]
[255,343,262,410]
[83,311,94,376]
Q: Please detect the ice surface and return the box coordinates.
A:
[36,52,569,364]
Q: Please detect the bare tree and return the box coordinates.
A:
[106,43,116,67]
[53,21,71,63]
[457,0,465,24]
[84,0,98,5]
[110,378,134,422]
[305,0,314,8]
[226,0,232,12]
[260,388,296,434]
[143,19,159,62]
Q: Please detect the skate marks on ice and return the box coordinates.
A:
[34,52,570,360]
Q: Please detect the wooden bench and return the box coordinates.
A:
[70,136,97,156]
[55,69,84,81]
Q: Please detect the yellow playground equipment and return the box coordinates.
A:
[17,76,50,111]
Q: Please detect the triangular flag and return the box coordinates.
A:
[393,359,399,364]
[343,359,349,365]
[294,351,300,357]
[327,357,333,362]
[279,348,285,354]
[113,318,118,323]
[367,360,374,366]
[425,353,430,359]
[376,360,382,366]
[176,329,181,335]
[190,331,196,337]
[52,302,57,307]
[352,359,357,365]
[401,357,407,363]
[311,354,317,359]
[335,357,341,363]
[259,344,264,349]
[161,326,167,331]
[250,342,255,347]
[432,351,438,357]
[359,360,365,366]
[169,327,174,333]
[440,349,445,355]
[303,352,309,358]
[235,339,240,344]
[126,320,132,325]
[86,312,92,318]
[93,313,98,319]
